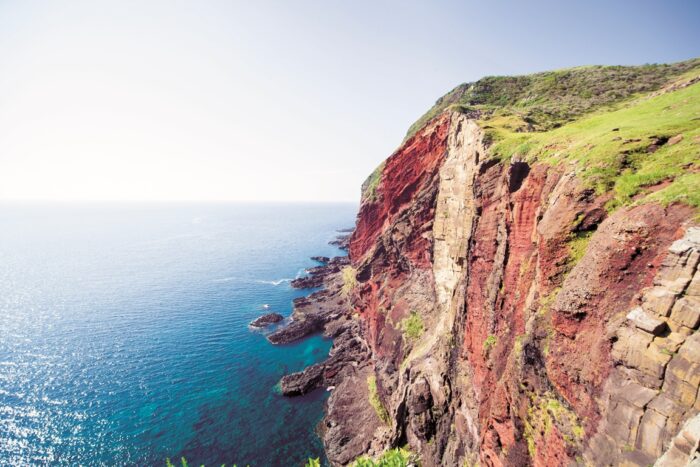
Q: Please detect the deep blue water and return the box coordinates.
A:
[0,202,357,466]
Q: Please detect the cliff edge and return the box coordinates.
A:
[281,59,700,466]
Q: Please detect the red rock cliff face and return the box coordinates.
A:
[330,111,700,466]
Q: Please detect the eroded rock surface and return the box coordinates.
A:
[586,227,700,466]
[278,111,699,466]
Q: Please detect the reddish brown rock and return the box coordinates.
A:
[281,109,699,467]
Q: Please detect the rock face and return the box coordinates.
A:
[275,105,698,466]
[586,227,700,466]
[274,62,700,465]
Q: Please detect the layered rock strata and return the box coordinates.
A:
[278,109,698,466]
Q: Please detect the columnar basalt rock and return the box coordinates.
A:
[586,227,700,466]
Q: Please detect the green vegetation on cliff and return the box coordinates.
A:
[367,374,390,424]
[488,74,700,210]
[406,58,699,140]
[342,266,358,296]
[352,447,415,467]
[361,161,386,201]
[404,59,700,216]
[400,311,425,341]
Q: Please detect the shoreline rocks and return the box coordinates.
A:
[290,256,350,289]
[329,234,351,251]
[279,320,369,396]
[267,285,346,344]
[249,312,284,327]
[271,248,378,464]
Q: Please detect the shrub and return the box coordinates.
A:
[352,447,414,467]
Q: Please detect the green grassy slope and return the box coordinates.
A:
[405,59,700,140]
[486,72,700,211]
[395,59,700,216]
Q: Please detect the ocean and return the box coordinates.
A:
[0,202,357,466]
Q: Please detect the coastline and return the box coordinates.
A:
[255,228,382,464]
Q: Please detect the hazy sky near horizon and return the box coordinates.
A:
[1,1,699,202]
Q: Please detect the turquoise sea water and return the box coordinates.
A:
[0,202,357,466]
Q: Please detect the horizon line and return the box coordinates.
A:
[0,198,360,204]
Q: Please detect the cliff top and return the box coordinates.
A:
[361,59,700,215]
[405,58,700,140]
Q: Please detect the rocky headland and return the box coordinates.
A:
[273,59,700,466]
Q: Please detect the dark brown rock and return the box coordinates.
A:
[249,313,284,327]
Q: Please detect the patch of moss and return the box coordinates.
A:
[367,375,390,425]
[401,310,424,341]
[361,161,386,201]
[483,334,497,354]
[513,334,525,359]
[524,392,586,457]
[567,231,593,266]
[537,287,561,317]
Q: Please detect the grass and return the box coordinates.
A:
[367,375,390,424]
[352,447,415,467]
[342,266,358,296]
[567,231,593,266]
[398,60,700,219]
[482,334,497,354]
[486,75,700,211]
[400,311,424,341]
[405,59,700,140]
[361,161,386,201]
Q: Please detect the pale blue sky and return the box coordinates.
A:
[1,0,698,202]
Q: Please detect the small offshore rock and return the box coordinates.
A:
[250,313,284,327]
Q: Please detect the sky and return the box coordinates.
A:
[0,1,698,202]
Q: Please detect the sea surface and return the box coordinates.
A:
[0,202,357,466]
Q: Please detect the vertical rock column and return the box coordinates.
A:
[586,227,700,466]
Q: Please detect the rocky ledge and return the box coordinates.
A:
[279,319,369,395]
[269,256,350,344]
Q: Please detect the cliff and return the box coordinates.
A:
[280,59,700,466]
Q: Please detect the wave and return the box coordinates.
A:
[255,278,291,286]
[212,276,291,285]
[212,277,237,283]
